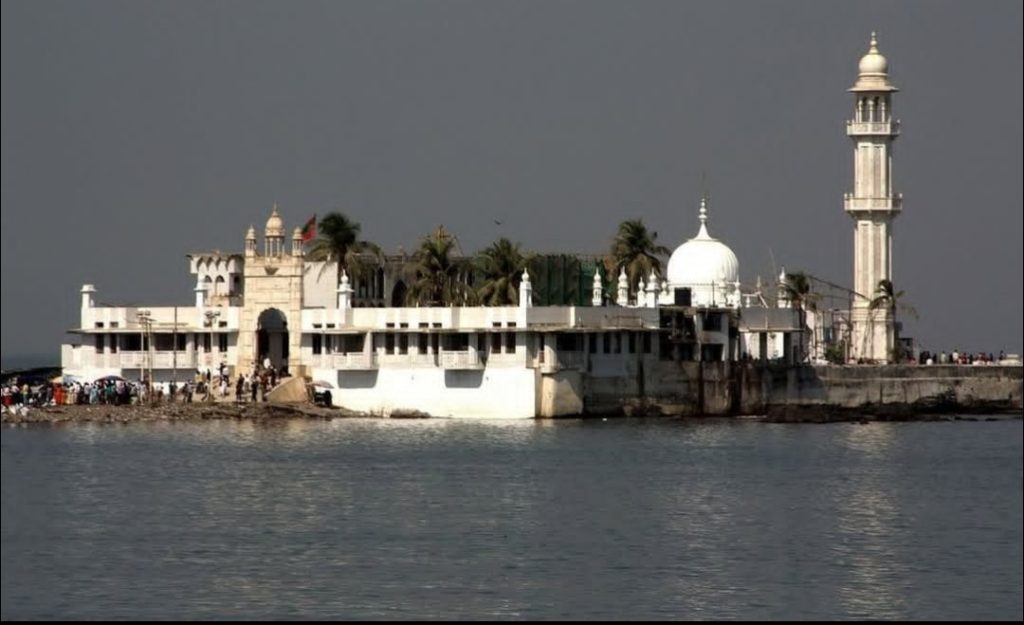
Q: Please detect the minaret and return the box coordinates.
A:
[845,32,901,362]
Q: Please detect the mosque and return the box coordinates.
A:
[61,34,903,417]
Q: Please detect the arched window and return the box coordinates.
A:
[215,275,227,296]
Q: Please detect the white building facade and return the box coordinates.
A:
[59,34,903,414]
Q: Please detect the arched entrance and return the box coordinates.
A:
[257,308,289,372]
[391,280,408,307]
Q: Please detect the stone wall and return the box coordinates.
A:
[575,361,1023,417]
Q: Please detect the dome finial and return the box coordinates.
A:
[869,31,878,52]
[696,195,711,239]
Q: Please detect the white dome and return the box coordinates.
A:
[857,33,888,77]
[666,198,740,307]
[265,204,284,237]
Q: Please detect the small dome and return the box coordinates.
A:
[666,198,740,307]
[265,204,284,237]
[245,225,256,240]
[858,32,888,76]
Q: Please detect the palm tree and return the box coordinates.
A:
[609,219,670,294]
[306,212,382,283]
[476,237,527,306]
[404,225,474,306]
[780,271,820,311]
[869,278,918,361]
[780,271,821,362]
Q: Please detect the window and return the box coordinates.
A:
[613,332,621,354]
[203,333,212,351]
[642,332,652,354]
[603,333,611,354]
[176,334,187,351]
[491,333,502,354]
[154,334,175,351]
[110,322,119,328]
[443,333,470,351]
[341,335,364,354]
[701,344,724,362]
[628,332,637,354]
[385,333,395,354]
[95,334,105,351]
[589,333,597,354]
[702,313,722,332]
[325,335,333,353]
[555,333,576,352]
[417,333,427,354]
[110,335,118,353]
[398,333,409,355]
[218,334,228,352]
[218,321,227,328]
[504,332,515,354]
[312,334,322,355]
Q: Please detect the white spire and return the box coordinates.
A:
[592,268,603,307]
[519,269,533,308]
[696,196,711,239]
[617,267,629,306]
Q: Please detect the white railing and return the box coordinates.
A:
[117,351,196,369]
[846,120,899,135]
[331,352,377,369]
[440,350,483,369]
[843,196,903,211]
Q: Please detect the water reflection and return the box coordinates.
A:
[2,419,1021,620]
[831,424,908,619]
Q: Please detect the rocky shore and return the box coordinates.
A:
[3,400,1020,425]
[0,401,381,425]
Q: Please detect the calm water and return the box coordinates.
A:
[2,417,1022,620]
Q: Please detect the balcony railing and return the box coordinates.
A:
[330,352,378,370]
[843,195,903,212]
[440,350,484,369]
[117,351,197,369]
[846,120,900,136]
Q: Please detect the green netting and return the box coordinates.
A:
[527,255,611,306]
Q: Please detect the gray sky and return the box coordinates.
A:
[2,0,1021,366]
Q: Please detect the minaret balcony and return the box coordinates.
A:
[846,120,900,136]
[844,195,903,213]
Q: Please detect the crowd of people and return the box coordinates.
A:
[1,358,289,415]
[917,349,1009,366]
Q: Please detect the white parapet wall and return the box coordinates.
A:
[312,365,539,418]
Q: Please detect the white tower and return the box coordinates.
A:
[845,33,901,362]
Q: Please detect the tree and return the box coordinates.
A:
[476,237,527,306]
[780,271,820,311]
[609,219,670,294]
[780,271,821,362]
[404,225,474,306]
[306,212,381,283]
[869,278,918,361]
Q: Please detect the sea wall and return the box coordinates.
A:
[737,364,1023,419]
[574,361,1023,418]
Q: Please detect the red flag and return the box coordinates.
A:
[300,215,316,242]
